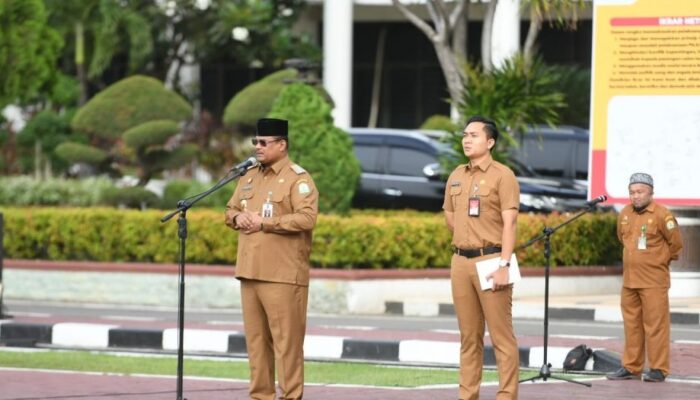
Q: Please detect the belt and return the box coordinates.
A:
[453,246,502,259]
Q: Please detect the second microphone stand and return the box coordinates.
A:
[518,205,597,388]
[160,165,252,400]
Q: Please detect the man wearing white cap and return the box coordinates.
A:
[607,173,683,383]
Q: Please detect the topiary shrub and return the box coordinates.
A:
[223,69,333,133]
[54,142,108,164]
[72,75,191,140]
[123,120,180,148]
[60,75,196,185]
[420,115,459,133]
[268,83,361,214]
[223,69,297,130]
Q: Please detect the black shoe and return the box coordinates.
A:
[606,368,640,380]
[642,369,665,382]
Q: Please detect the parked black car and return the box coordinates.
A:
[509,125,590,181]
[348,128,588,212]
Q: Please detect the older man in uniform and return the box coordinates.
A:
[225,118,318,400]
[607,173,683,383]
[443,116,520,400]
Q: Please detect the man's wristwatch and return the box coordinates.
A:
[498,259,511,268]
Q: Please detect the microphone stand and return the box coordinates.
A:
[160,165,253,400]
[518,203,602,388]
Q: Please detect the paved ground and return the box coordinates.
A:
[1,368,699,400]
[3,301,700,378]
[2,296,700,399]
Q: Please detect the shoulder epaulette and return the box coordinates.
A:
[291,164,307,175]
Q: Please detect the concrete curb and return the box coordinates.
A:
[384,301,700,325]
[0,321,619,372]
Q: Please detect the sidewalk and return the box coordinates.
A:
[388,294,700,325]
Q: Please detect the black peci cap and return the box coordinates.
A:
[257,118,288,137]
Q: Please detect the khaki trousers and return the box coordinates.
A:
[241,279,309,400]
[621,286,670,376]
[451,254,519,400]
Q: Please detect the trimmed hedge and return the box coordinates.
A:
[1,208,621,269]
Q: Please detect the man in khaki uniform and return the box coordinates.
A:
[607,173,682,383]
[443,116,520,400]
[225,118,318,400]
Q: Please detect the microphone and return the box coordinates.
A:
[586,194,608,207]
[229,156,258,172]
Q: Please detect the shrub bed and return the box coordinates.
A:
[1,208,620,268]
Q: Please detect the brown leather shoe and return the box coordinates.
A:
[606,368,640,380]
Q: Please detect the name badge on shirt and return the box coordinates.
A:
[637,224,647,250]
[262,191,274,218]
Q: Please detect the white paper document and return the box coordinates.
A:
[475,254,521,291]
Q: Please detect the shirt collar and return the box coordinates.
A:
[261,156,290,175]
[634,201,656,214]
[466,155,493,172]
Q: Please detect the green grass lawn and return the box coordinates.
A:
[0,349,593,387]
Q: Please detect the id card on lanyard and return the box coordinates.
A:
[262,191,274,218]
[637,224,647,250]
[468,183,480,217]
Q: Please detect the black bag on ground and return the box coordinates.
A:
[563,344,593,371]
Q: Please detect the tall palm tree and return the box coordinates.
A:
[46,0,153,105]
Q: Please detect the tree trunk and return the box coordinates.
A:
[44,157,52,179]
[433,42,463,112]
[523,8,541,67]
[2,128,18,174]
[75,22,88,106]
[481,0,499,73]
[452,0,469,64]
[34,140,42,180]
[368,27,387,128]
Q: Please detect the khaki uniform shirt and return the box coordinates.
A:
[442,157,520,249]
[225,156,318,286]
[617,201,683,288]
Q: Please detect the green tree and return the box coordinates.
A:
[0,0,62,108]
[268,83,361,214]
[205,0,319,67]
[445,55,566,169]
[522,0,587,65]
[57,75,195,185]
[45,0,153,105]
[546,65,590,127]
[17,109,77,178]
[0,0,62,174]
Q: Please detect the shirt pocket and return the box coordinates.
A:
[476,185,495,211]
[450,185,463,209]
[620,223,631,237]
[644,223,659,243]
[239,190,255,210]
[271,185,292,214]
